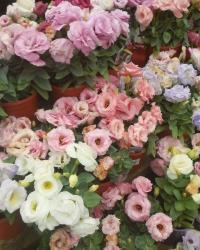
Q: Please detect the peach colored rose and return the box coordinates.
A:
[102,215,120,235]
[132,176,153,197]
[108,119,124,140]
[128,124,149,147]
[138,111,157,134]
[102,187,122,210]
[96,92,117,118]
[135,5,153,28]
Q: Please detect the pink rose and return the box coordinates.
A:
[114,0,128,8]
[128,124,149,147]
[0,127,15,147]
[33,1,48,16]
[37,21,52,32]
[45,110,73,127]
[117,182,132,196]
[194,162,200,176]
[102,215,120,235]
[0,116,16,130]
[68,21,98,56]
[92,205,104,219]
[26,140,48,159]
[50,38,74,64]
[69,0,91,8]
[157,136,182,162]
[0,15,11,27]
[96,92,117,118]
[54,97,78,114]
[45,2,82,31]
[80,88,97,107]
[132,176,152,197]
[192,133,200,153]
[150,158,167,176]
[172,0,190,18]
[35,109,47,123]
[99,156,114,171]
[35,130,47,140]
[73,101,89,118]
[47,127,75,152]
[111,9,130,36]
[151,103,163,124]
[120,62,143,77]
[138,111,157,134]
[104,245,120,250]
[15,117,31,131]
[108,119,124,140]
[146,213,173,242]
[134,79,155,103]
[153,0,174,11]
[128,0,153,7]
[84,129,112,156]
[102,187,122,210]
[14,29,50,66]
[135,5,153,28]
[125,193,151,222]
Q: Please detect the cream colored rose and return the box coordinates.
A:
[167,154,193,180]
[11,0,35,18]
[190,48,200,71]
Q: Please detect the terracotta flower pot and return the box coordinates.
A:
[52,84,86,101]
[1,92,39,120]
[129,151,145,176]
[0,216,25,241]
[128,43,151,67]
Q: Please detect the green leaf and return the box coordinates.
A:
[55,68,70,80]
[3,155,16,164]
[0,106,7,117]
[163,32,172,44]
[33,85,49,100]
[78,173,95,185]
[173,189,182,200]
[34,77,52,91]
[170,206,181,220]
[175,201,185,212]
[83,191,101,208]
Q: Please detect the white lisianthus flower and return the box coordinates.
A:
[91,0,114,10]
[37,213,59,232]
[7,0,35,18]
[0,179,27,213]
[49,151,70,168]
[190,48,200,71]
[167,154,193,180]
[34,175,62,198]
[20,191,50,224]
[50,191,88,226]
[15,155,35,176]
[32,159,54,180]
[66,142,97,172]
[71,217,100,238]
[192,193,200,204]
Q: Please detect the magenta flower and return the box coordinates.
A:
[33,1,48,16]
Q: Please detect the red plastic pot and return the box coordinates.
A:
[1,92,39,120]
[128,43,151,67]
[52,84,86,101]
[0,216,25,241]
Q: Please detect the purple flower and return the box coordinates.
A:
[178,64,197,86]
[192,110,200,128]
[183,230,200,250]
[0,163,18,184]
[128,0,153,7]
[14,28,50,66]
[164,85,191,103]
[45,1,82,31]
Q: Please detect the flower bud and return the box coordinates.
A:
[188,149,199,160]
[53,173,61,179]
[69,175,78,188]
[89,185,99,192]
[154,186,160,197]
[19,180,30,187]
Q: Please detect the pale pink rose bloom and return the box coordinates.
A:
[15,117,31,131]
[14,29,50,66]
[104,245,120,250]
[54,97,78,114]
[117,182,132,196]
[47,127,75,152]
[108,119,125,140]
[132,176,153,197]
[0,127,15,147]
[125,193,151,222]
[150,103,163,124]
[172,0,190,18]
[80,88,97,107]
[138,111,157,134]
[120,62,143,77]
[73,101,89,118]
[45,110,73,127]
[128,124,149,147]
[100,156,114,171]
[111,9,130,36]
[134,79,155,103]
[146,213,173,242]
[0,28,15,60]
[0,152,8,161]
[119,131,131,149]
[68,21,98,56]
[0,15,11,27]
[194,162,200,176]
[86,112,99,125]
[92,205,104,219]
[82,125,96,135]
[150,158,167,176]
[50,38,74,64]
[114,0,128,8]
[153,0,174,11]
[84,129,112,156]
[45,1,82,31]
[96,92,117,118]
[102,187,122,210]
[35,109,47,123]
[0,116,16,129]
[192,133,200,153]
[135,5,153,28]
[26,140,48,159]
[98,118,110,130]
[157,136,182,162]
[35,130,47,140]
[102,215,120,235]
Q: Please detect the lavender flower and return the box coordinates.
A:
[0,163,18,184]
[182,230,200,250]
[143,67,162,95]
[164,85,191,103]
[192,110,200,129]
[178,64,197,86]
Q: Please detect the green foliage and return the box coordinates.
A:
[74,231,104,250]
[83,191,101,208]
[38,230,51,250]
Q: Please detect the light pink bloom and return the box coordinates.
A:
[54,97,78,114]
[35,130,47,140]
[157,136,182,162]
[111,9,130,36]
[0,116,16,129]
[102,187,122,210]
[114,0,128,8]
[102,215,120,235]
[128,124,149,147]
[108,119,125,140]
[45,110,73,127]
[0,128,15,147]
[92,205,104,219]
[84,129,112,156]
[132,176,152,197]
[134,79,155,103]
[0,15,11,27]
[14,28,50,66]
[68,21,98,56]
[34,1,48,16]
[120,62,143,77]
[138,111,157,134]
[15,117,31,131]
[150,158,167,176]
[100,156,114,171]
[86,112,99,125]
[172,0,190,18]
[26,140,48,159]
[117,182,132,196]
[35,109,47,123]
[151,103,163,124]
[192,133,200,153]
[73,101,89,118]
[146,213,173,242]
[194,162,200,176]
[47,127,75,152]
[135,5,153,28]
[45,1,82,31]
[50,38,74,64]
[153,0,174,11]
[125,192,151,222]
[104,245,120,250]
[96,92,117,118]
[80,88,97,107]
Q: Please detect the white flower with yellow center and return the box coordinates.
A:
[15,154,35,176]
[48,151,70,168]
[37,213,59,232]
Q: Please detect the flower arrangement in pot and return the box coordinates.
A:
[0,2,51,119]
